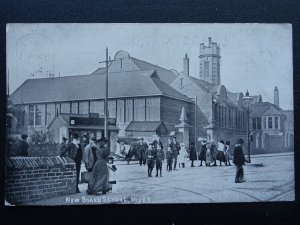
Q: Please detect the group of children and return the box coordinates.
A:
[144,135,246,184]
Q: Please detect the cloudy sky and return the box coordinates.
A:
[6,23,293,110]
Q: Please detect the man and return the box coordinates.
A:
[13,134,29,157]
[68,133,83,193]
[170,136,180,170]
[59,137,69,157]
[233,138,246,183]
[136,138,148,166]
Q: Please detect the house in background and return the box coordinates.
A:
[250,87,294,154]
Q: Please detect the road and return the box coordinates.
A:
[30,152,295,205]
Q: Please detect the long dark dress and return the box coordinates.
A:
[87,146,109,194]
[198,144,207,161]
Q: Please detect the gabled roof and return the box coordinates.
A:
[130,57,177,84]
[9,70,191,105]
[125,121,167,132]
[250,102,282,117]
[90,51,178,85]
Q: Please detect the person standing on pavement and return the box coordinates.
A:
[59,137,69,157]
[137,138,148,166]
[224,141,232,166]
[155,145,165,177]
[12,134,29,157]
[178,143,188,168]
[146,143,156,177]
[198,138,207,166]
[83,137,98,172]
[166,145,173,172]
[170,136,181,170]
[189,141,197,167]
[233,138,246,183]
[68,133,83,193]
[210,140,217,166]
[205,141,212,166]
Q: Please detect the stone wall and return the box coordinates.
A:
[5,156,76,205]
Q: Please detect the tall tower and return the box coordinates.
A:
[199,37,221,85]
[274,86,279,107]
[183,53,189,76]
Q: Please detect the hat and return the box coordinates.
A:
[72,133,79,139]
[236,139,244,144]
[62,137,67,141]
[90,137,96,142]
[21,134,28,139]
[149,143,154,146]
[139,137,144,141]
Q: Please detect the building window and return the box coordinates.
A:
[108,100,116,118]
[263,117,266,129]
[46,103,56,125]
[71,102,79,114]
[125,99,133,122]
[117,99,125,123]
[29,105,34,126]
[134,98,145,121]
[35,104,44,126]
[61,102,70,113]
[90,100,104,115]
[275,117,278,129]
[204,61,209,77]
[146,97,160,121]
[268,117,273,129]
[252,118,257,130]
[79,101,89,114]
[257,117,261,129]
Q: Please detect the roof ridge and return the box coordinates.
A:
[131,57,172,72]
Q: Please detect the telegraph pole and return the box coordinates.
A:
[105,47,109,139]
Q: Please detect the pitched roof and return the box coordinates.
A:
[188,76,215,93]
[250,102,282,117]
[130,57,177,84]
[125,121,167,132]
[9,70,191,105]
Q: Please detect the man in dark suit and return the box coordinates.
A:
[170,136,181,170]
[59,137,68,157]
[136,138,148,166]
[233,138,246,183]
[13,134,29,157]
[68,133,83,193]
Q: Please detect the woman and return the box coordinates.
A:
[189,141,197,167]
[224,141,232,166]
[205,142,212,166]
[87,140,110,195]
[198,138,207,166]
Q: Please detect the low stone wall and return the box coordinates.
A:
[5,156,76,205]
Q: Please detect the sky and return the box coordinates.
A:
[6,23,293,110]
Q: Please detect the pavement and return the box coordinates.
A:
[29,152,295,205]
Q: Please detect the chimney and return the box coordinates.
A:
[274,86,279,107]
[183,53,189,76]
[208,37,212,46]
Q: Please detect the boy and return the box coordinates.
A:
[146,143,156,177]
[233,139,246,183]
[166,146,173,172]
[155,145,165,177]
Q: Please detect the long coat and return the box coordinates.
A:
[198,144,207,161]
[68,143,83,164]
[156,149,165,168]
[83,144,99,170]
[189,145,197,161]
[233,145,245,166]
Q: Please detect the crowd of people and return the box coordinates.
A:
[134,135,246,183]
[8,132,246,197]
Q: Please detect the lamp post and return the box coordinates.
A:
[242,90,253,163]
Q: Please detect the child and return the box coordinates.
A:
[146,143,156,177]
[155,146,165,177]
[225,141,232,166]
[178,143,188,168]
[166,146,173,172]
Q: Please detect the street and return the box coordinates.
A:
[30,152,294,205]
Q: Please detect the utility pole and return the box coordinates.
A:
[105,47,109,139]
